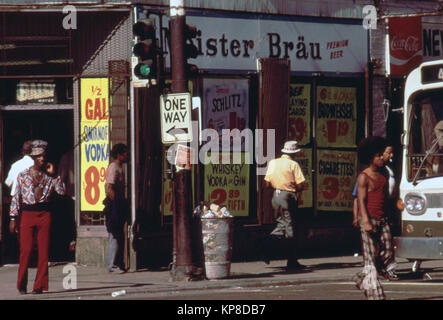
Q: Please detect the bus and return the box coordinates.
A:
[394,59,443,272]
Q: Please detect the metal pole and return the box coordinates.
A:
[170,0,186,93]
[130,6,137,270]
[169,0,193,281]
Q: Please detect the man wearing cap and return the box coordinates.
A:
[9,140,66,294]
[262,140,306,270]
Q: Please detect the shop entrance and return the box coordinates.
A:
[1,109,75,264]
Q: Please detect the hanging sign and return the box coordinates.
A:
[80,78,110,211]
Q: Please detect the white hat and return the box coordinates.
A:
[281,140,301,154]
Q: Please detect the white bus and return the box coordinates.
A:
[395,59,443,272]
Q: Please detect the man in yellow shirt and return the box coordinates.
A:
[262,140,306,270]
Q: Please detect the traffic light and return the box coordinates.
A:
[184,23,201,77]
[132,18,157,82]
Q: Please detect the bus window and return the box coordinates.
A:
[407,90,443,181]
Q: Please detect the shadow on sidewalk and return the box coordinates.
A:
[229,267,314,279]
[44,283,152,295]
[306,261,362,271]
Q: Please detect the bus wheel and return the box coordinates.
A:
[412,260,422,273]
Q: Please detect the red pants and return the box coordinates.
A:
[17,210,51,292]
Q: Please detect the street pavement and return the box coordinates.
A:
[1,255,443,300]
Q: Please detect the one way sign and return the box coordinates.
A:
[160,93,193,144]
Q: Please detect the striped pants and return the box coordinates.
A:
[354,216,397,300]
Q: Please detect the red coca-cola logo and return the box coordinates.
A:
[390,36,420,54]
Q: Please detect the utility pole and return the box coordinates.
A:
[169,0,194,281]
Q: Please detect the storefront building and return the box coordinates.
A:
[0,0,440,268]
[134,2,371,268]
[0,4,133,266]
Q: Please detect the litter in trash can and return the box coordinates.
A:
[194,202,234,279]
[193,202,233,219]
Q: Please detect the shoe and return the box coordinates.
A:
[108,266,126,273]
[258,252,270,265]
[18,289,26,295]
[286,261,306,271]
[383,269,399,281]
[31,289,43,294]
[254,238,271,265]
[108,266,120,273]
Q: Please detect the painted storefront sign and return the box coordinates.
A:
[80,78,109,211]
[161,15,368,73]
[204,153,250,216]
[316,86,356,148]
[317,150,357,211]
[288,84,311,146]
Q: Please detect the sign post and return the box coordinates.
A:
[168,0,194,282]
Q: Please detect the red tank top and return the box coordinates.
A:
[362,171,386,218]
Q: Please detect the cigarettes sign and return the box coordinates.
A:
[160,93,193,144]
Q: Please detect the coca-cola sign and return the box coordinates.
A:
[389,16,422,76]
[391,36,420,54]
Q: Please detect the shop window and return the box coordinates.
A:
[315,85,358,212]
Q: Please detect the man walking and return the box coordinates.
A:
[354,136,398,300]
[9,140,66,294]
[262,140,306,270]
[104,143,129,273]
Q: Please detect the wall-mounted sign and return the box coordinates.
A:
[80,78,110,211]
[161,14,368,73]
[16,80,56,104]
[388,16,422,76]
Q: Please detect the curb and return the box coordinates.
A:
[16,272,356,300]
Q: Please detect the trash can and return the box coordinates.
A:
[201,217,234,279]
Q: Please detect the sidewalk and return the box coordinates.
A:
[1,255,441,300]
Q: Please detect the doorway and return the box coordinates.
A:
[2,109,75,264]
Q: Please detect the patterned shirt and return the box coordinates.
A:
[9,168,66,217]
